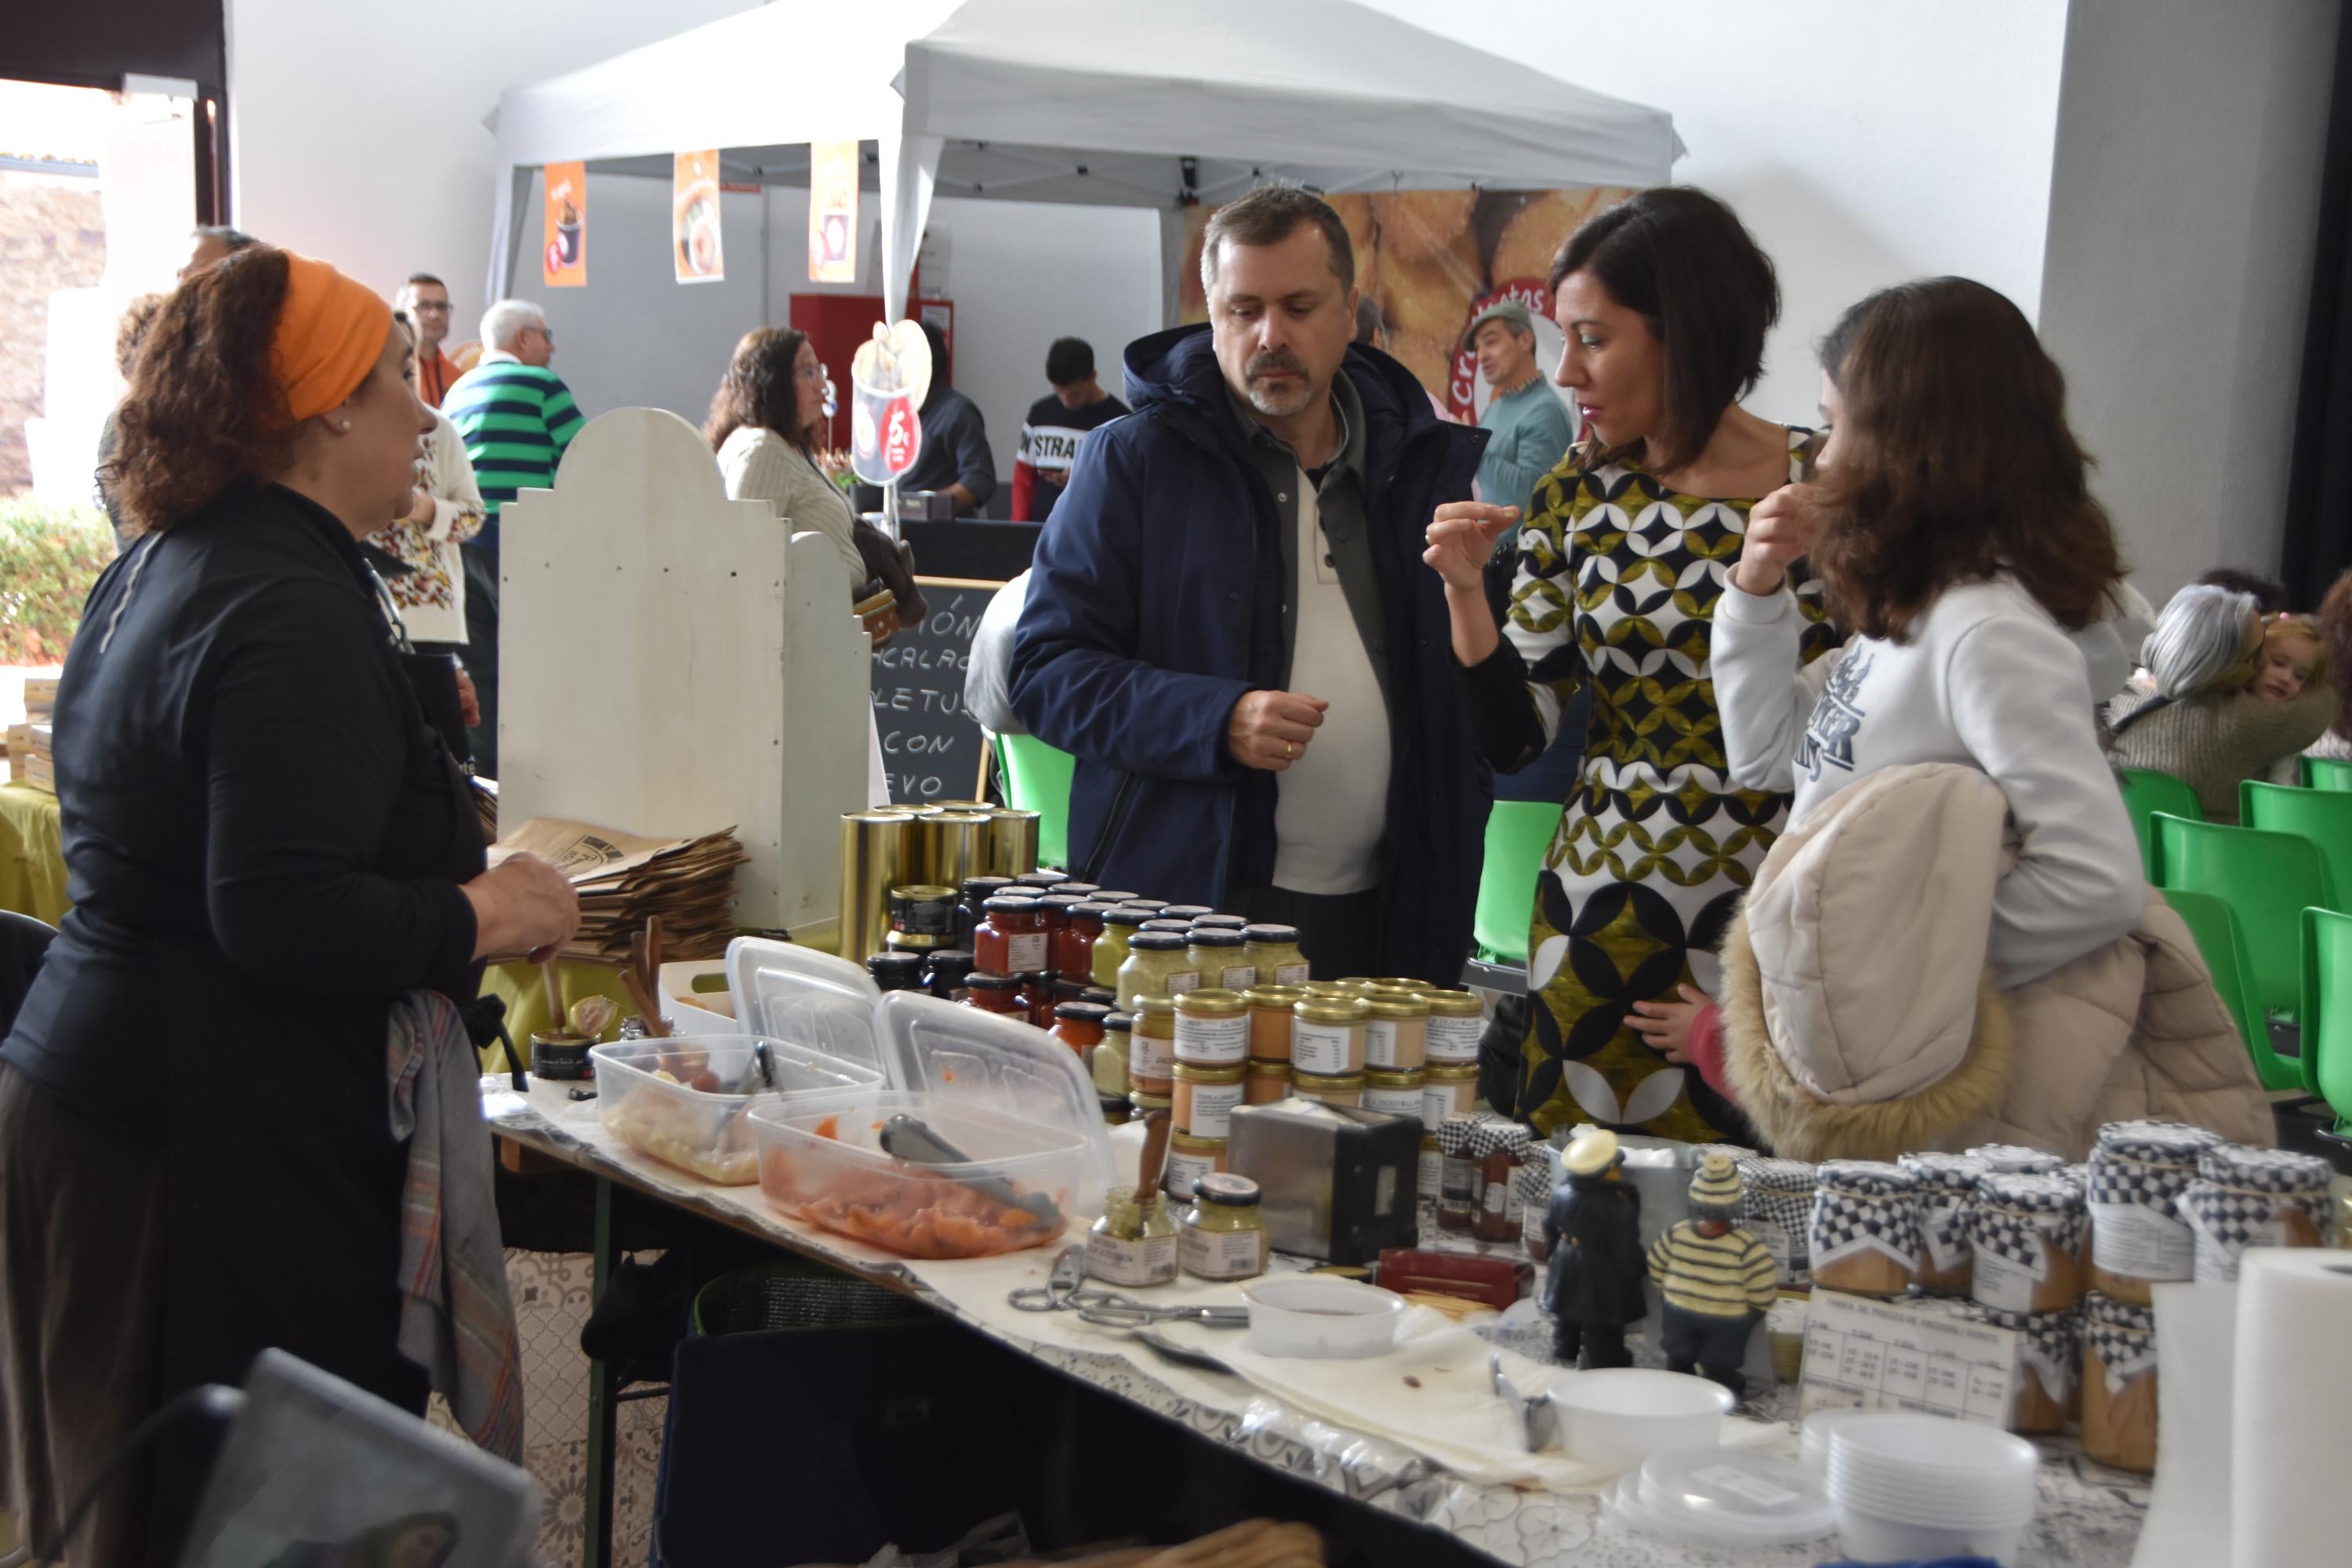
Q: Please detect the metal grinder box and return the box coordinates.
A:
[1226,1099,1421,1264]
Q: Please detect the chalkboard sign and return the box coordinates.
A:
[870,575,1005,804]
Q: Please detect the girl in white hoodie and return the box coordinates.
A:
[1711,277,2146,991]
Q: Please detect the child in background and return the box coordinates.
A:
[2109,588,2333,818]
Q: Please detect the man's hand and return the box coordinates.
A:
[1422,501,1520,592]
[1228,689,1328,771]
[1731,483,1828,597]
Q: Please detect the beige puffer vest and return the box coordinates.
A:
[1718,763,2272,1161]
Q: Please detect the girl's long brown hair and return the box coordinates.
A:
[1811,278,2122,641]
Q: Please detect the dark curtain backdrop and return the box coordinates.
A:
[2285,0,2352,608]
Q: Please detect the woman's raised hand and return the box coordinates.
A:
[1422,502,1521,593]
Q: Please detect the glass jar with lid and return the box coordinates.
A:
[1129,995,1177,1095]
[1164,1131,1227,1200]
[1174,988,1250,1065]
[1052,1000,1111,1059]
[1117,931,1193,1011]
[1056,881,1102,899]
[1056,902,1108,983]
[923,949,976,1002]
[1245,985,1304,1062]
[1293,1069,1366,1108]
[1245,1059,1292,1104]
[1159,905,1214,924]
[964,971,1024,1017]
[866,951,926,993]
[1015,870,1071,891]
[1179,1174,1269,1280]
[1421,1062,1479,1127]
[1185,929,1258,993]
[1087,1185,1177,1287]
[1362,1068,1425,1120]
[1364,993,1429,1071]
[2088,1120,2222,1304]
[1422,989,1483,1065]
[1093,1011,1133,1099]
[1172,1062,1246,1140]
[973,895,1050,980]
[1472,1123,1535,1243]
[1290,995,1370,1076]
[956,876,1015,947]
[1189,913,1249,932]
[1092,905,1151,989]
[1088,889,1139,906]
[1014,973,1060,1029]
[1243,924,1311,987]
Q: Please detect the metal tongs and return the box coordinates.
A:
[1490,1352,1559,1452]
[1009,1246,1250,1330]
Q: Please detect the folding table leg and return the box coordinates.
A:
[583,1175,619,1568]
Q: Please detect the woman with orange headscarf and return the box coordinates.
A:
[0,249,578,1564]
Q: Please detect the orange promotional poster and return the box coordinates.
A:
[542,161,586,288]
[808,140,858,284]
[673,150,724,285]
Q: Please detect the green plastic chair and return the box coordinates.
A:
[2151,813,2336,1029]
[2241,779,2352,911]
[2165,888,2302,1092]
[2118,768,2202,878]
[2298,907,2352,1121]
[995,733,1074,872]
[2304,755,2352,792]
[1472,801,1565,967]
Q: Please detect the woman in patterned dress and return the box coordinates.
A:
[1430,188,1837,1141]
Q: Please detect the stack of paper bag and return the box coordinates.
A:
[490,816,746,961]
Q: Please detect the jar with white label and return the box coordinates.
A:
[1421,1062,1479,1127]
[1362,1067,1425,1120]
[1174,987,1250,1065]
[1087,1185,1178,1287]
[2087,1119,2222,1304]
[1364,994,1429,1072]
[1172,1061,1246,1140]
[1128,996,1176,1095]
[1967,1172,2085,1315]
[1290,996,1369,1076]
[2180,1143,2333,1282]
[1186,929,1258,993]
[1164,1131,1227,1200]
[1422,989,1483,1065]
[1243,924,1312,988]
[1178,1173,1269,1280]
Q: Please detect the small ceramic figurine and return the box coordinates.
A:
[1541,1130,1645,1369]
[1647,1152,1778,1397]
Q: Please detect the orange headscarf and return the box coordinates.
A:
[270,254,393,426]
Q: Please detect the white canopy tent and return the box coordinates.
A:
[485,0,1682,321]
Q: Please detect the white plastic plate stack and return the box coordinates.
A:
[1600,1446,1838,1549]
[1825,1413,2040,1566]
[1798,1405,1875,1472]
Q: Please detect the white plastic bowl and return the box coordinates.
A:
[1242,1276,1406,1359]
[1798,1406,1875,1472]
[1548,1369,1733,1472]
[1835,1507,2025,1567]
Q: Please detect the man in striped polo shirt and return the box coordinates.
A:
[443,299,585,775]
[1647,1152,1778,1399]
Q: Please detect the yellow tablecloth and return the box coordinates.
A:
[0,782,67,927]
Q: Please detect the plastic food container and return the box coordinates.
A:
[590,1035,884,1185]
[1548,1369,1733,1471]
[1242,1276,1406,1359]
[749,992,1119,1258]
[724,936,888,1081]
[1602,1447,1837,1549]
[1824,1412,2039,1568]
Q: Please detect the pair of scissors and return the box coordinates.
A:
[1008,1247,1250,1330]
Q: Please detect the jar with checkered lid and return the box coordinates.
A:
[1435,1112,1490,1232]
[1808,1161,1922,1298]
[1900,1152,1989,1296]
[2088,1119,2223,1303]
[1967,1172,2085,1316]
[1965,1143,2063,1177]
[1737,1156,1818,1286]
[1954,1304,2080,1434]
[2180,1144,2333,1282]
[2082,1293,2159,1472]
[1472,1122,1537,1243]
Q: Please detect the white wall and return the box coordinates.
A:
[1358,0,2070,426]
[224,0,759,331]
[2038,0,2343,604]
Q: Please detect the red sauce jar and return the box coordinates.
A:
[973,895,1050,980]
[964,971,1025,1017]
[1015,973,1059,1029]
[1052,1000,1111,1058]
[1058,902,1109,984]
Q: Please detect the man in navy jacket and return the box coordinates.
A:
[1008,185,1491,982]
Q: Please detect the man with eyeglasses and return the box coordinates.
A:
[442,298,586,776]
[395,273,461,407]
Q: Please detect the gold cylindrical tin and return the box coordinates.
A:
[986,808,1042,877]
[840,811,915,965]
[927,810,993,895]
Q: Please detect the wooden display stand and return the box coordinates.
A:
[498,408,869,941]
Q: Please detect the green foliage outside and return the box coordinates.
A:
[0,499,115,665]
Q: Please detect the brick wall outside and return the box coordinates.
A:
[0,176,107,495]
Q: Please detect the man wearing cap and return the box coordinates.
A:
[1648,1152,1778,1398]
[1541,1130,1646,1370]
[1465,300,1576,547]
